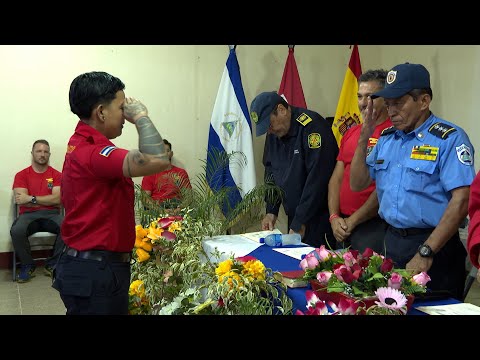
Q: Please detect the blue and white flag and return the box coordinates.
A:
[207,46,256,215]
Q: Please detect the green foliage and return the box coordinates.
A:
[135,148,283,235]
[130,149,290,315]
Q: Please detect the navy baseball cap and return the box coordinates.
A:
[250,91,284,136]
[371,63,430,99]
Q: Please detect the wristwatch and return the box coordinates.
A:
[418,244,434,258]
[30,196,37,204]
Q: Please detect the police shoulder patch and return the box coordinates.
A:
[456,143,473,166]
[428,122,457,139]
[296,113,312,126]
[99,145,117,157]
[308,133,321,149]
[380,126,395,136]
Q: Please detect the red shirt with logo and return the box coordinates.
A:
[61,121,134,252]
[12,166,62,215]
[141,166,191,202]
[337,118,392,216]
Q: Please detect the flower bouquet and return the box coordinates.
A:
[129,210,293,315]
[298,246,431,315]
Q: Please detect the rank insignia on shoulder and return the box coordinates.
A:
[308,133,322,149]
[296,113,312,126]
[375,159,384,164]
[380,126,395,136]
[99,145,117,157]
[428,122,457,139]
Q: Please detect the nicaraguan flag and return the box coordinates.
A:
[206,46,256,215]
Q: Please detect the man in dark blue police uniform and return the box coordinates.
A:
[250,91,338,248]
[350,63,476,300]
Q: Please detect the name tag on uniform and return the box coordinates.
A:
[411,145,438,161]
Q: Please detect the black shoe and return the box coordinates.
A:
[44,265,54,278]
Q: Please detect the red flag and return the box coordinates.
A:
[332,45,363,146]
[278,46,307,108]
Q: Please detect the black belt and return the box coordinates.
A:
[65,247,131,263]
[389,225,435,237]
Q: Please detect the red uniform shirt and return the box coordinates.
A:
[141,165,191,202]
[337,118,392,216]
[61,121,134,252]
[12,166,62,215]
[468,172,480,268]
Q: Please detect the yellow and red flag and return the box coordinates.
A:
[332,45,362,146]
[278,45,307,108]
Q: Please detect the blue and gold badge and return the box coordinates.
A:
[410,145,439,161]
[308,133,321,149]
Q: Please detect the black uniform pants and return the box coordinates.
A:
[385,226,466,301]
[52,249,131,315]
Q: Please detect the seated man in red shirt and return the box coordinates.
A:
[141,139,191,208]
[11,139,64,282]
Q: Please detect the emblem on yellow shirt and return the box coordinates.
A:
[308,133,321,149]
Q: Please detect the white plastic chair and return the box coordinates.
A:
[11,199,62,281]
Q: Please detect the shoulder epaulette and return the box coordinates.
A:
[380,126,395,136]
[428,122,457,139]
[296,113,312,126]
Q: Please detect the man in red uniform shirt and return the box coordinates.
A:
[141,139,191,207]
[467,172,480,283]
[328,69,392,253]
[11,139,64,282]
[53,71,170,315]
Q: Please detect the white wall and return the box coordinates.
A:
[0,45,478,252]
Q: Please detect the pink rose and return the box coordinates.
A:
[343,251,357,267]
[315,245,331,262]
[388,272,403,289]
[412,272,431,286]
[316,271,332,285]
[300,253,319,270]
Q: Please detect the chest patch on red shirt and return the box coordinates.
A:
[99,146,117,157]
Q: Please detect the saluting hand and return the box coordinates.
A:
[360,96,376,139]
[123,97,148,124]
